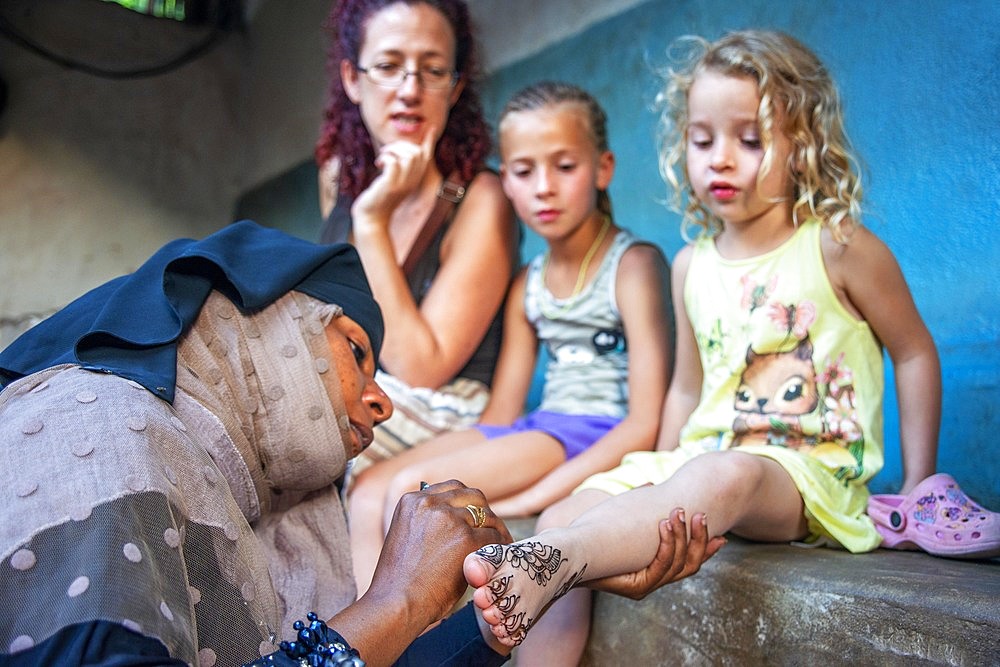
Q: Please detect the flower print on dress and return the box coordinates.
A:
[823,391,862,444]
[818,352,853,398]
[740,274,778,314]
[814,353,865,483]
[697,318,729,366]
[767,300,816,341]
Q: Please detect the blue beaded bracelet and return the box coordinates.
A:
[259,612,365,667]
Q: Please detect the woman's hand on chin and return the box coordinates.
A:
[352,126,438,223]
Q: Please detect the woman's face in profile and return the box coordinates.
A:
[343,1,464,151]
[325,314,393,458]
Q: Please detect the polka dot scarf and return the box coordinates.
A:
[0,291,358,665]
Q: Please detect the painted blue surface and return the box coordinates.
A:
[481,0,1000,506]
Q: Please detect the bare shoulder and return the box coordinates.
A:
[821,222,900,286]
[465,169,503,194]
[821,221,913,321]
[670,243,695,281]
[318,157,342,219]
[615,242,670,315]
[617,240,669,278]
[320,156,341,181]
[456,170,509,220]
[443,170,515,246]
[821,221,892,257]
[441,171,517,262]
[510,264,529,293]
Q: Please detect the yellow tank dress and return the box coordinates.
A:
[579,220,885,552]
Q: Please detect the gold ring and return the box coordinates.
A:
[466,504,487,528]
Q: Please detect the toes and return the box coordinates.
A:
[471,585,499,616]
[489,622,519,647]
[486,606,509,627]
[463,550,495,589]
[464,544,529,646]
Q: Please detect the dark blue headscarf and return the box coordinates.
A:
[0,221,384,402]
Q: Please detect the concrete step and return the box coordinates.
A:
[580,537,1000,666]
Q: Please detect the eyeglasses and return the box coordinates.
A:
[356,63,458,90]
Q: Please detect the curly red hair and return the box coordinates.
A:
[315,0,492,199]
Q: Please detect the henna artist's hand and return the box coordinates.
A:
[370,480,512,623]
[327,481,512,666]
[589,508,725,600]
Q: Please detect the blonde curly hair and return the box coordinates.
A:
[657,30,862,242]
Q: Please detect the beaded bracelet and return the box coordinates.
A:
[261,612,365,667]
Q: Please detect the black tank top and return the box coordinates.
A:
[319,187,507,386]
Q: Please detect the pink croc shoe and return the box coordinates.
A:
[868,473,1000,559]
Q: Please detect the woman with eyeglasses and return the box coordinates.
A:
[314,0,520,595]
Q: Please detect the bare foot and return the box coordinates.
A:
[463,540,587,646]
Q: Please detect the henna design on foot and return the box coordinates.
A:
[489,575,519,615]
[477,543,505,567]
[502,609,530,645]
[472,541,590,646]
[552,563,587,601]
[498,540,564,585]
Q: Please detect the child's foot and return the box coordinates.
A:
[463,540,587,647]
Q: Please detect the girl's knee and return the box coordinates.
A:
[350,460,395,497]
[351,463,409,517]
[347,475,388,524]
[385,467,425,504]
[535,503,567,531]
[537,489,606,530]
[680,450,768,492]
[349,469,381,503]
[684,453,794,518]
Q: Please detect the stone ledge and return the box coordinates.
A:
[580,537,1000,666]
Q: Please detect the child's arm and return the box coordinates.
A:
[655,245,702,452]
[478,270,538,426]
[489,245,672,517]
[823,226,941,493]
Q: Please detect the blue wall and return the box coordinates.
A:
[480,0,1000,505]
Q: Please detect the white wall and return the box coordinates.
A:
[469,0,648,71]
[0,0,639,346]
[0,0,247,342]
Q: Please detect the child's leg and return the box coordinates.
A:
[349,428,490,594]
[516,489,610,667]
[464,450,808,646]
[383,430,566,527]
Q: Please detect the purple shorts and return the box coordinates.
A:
[475,410,621,460]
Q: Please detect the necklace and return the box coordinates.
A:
[540,215,612,318]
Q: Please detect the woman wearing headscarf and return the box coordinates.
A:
[0,221,513,666]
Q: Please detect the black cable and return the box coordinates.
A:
[0,2,240,80]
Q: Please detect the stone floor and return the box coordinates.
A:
[499,519,999,665]
[580,537,1000,666]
